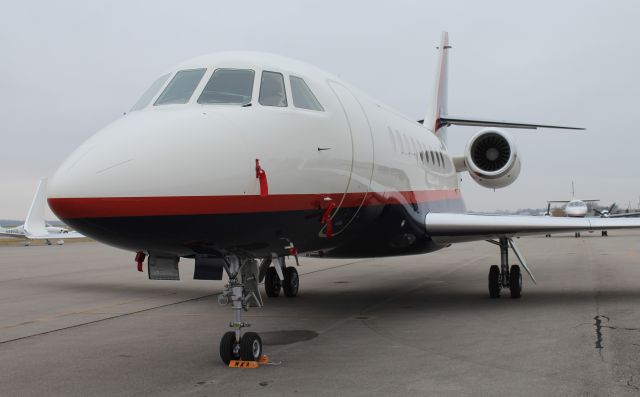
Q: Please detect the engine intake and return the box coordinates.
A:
[464,128,521,189]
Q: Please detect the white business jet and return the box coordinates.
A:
[48,32,640,364]
[1,178,84,245]
[545,181,599,237]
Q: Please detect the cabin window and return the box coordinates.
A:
[155,69,206,105]
[259,71,287,107]
[198,69,254,105]
[131,73,171,111]
[290,76,324,111]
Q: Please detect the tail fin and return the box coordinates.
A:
[424,31,450,145]
[24,178,49,236]
[420,32,583,137]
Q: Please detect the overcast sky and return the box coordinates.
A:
[1,0,639,219]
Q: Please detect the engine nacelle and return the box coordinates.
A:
[464,128,521,189]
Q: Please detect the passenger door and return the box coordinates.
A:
[323,81,374,236]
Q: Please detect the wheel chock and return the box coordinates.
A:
[228,355,271,368]
[229,360,259,368]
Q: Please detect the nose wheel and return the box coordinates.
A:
[219,331,264,364]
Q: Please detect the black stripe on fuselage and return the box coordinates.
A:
[62,198,465,258]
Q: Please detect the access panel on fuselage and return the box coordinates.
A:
[326,82,374,236]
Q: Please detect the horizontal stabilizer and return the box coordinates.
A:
[419,115,584,130]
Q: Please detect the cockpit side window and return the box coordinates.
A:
[290,76,324,111]
[130,73,171,111]
[154,69,206,106]
[259,71,287,107]
[197,69,254,105]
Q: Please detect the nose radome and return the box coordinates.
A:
[49,110,250,218]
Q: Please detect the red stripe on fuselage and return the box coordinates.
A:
[48,189,462,219]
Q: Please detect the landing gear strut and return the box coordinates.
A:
[217,255,264,364]
[486,237,534,299]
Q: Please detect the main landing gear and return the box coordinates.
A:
[263,256,299,298]
[217,255,264,364]
[486,237,536,299]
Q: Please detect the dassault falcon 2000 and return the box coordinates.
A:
[48,32,640,364]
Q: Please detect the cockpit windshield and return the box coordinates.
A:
[155,69,206,106]
[130,73,171,111]
[198,69,254,105]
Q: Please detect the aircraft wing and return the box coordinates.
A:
[609,212,640,218]
[425,213,640,245]
[547,200,570,204]
[25,231,85,240]
[0,231,26,238]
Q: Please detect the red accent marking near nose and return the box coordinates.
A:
[255,159,268,197]
[135,251,146,272]
[320,201,337,238]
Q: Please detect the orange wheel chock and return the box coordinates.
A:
[228,355,271,368]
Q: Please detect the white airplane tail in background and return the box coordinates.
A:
[24,178,49,237]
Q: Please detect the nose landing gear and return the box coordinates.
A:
[486,237,533,299]
[217,255,264,365]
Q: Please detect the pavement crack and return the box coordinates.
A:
[627,375,640,391]
[594,315,610,354]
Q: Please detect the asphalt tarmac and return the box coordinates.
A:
[2,231,640,396]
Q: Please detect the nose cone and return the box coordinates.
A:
[49,109,250,249]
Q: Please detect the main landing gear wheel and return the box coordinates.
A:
[509,265,522,299]
[488,265,500,299]
[602,231,608,237]
[219,331,239,365]
[283,267,299,297]
[574,232,581,238]
[239,332,263,361]
[264,267,281,297]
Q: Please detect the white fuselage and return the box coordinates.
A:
[48,52,464,258]
[564,200,589,217]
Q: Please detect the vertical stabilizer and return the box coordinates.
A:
[24,178,49,236]
[424,31,450,145]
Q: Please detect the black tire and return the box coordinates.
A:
[509,265,522,299]
[239,332,263,361]
[283,267,299,297]
[602,231,608,237]
[488,265,500,299]
[219,331,239,365]
[264,267,281,297]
